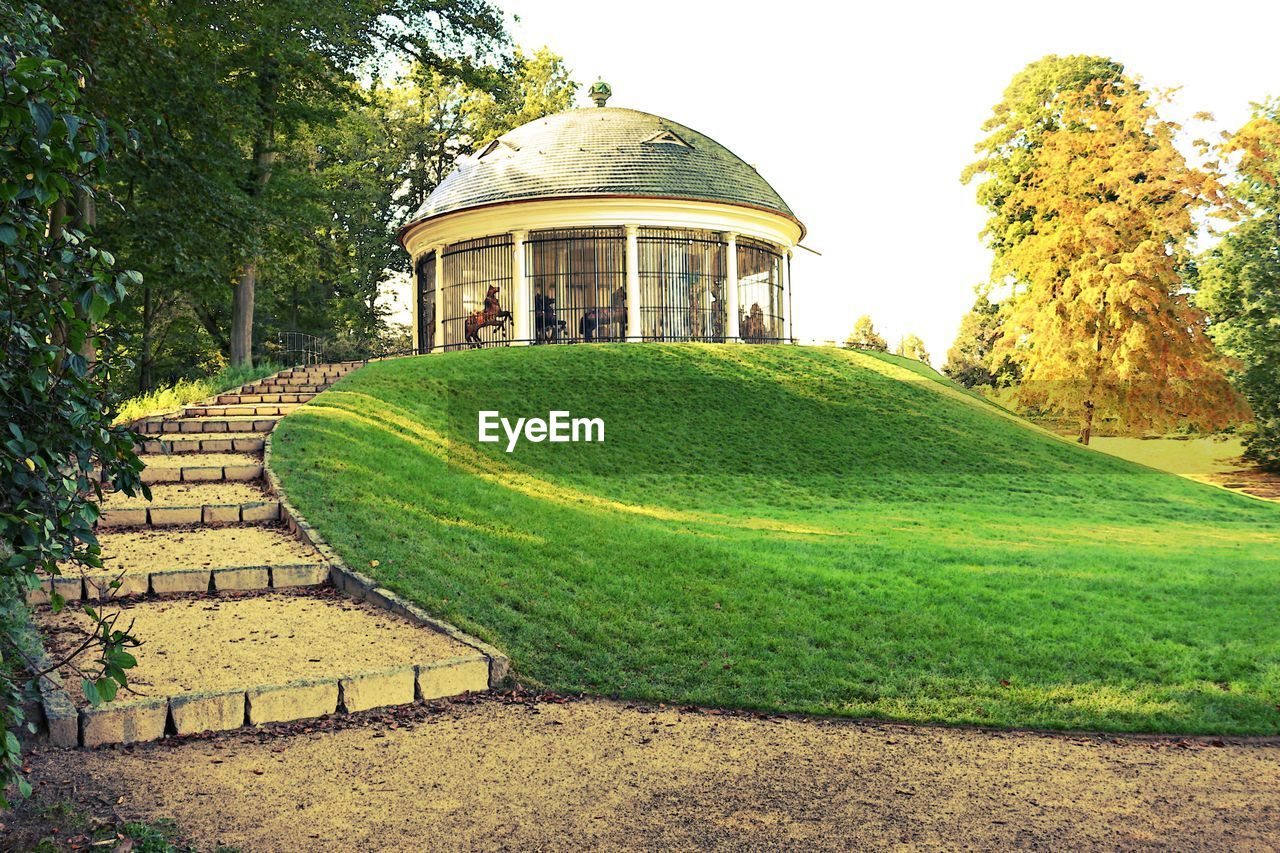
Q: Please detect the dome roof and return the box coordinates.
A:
[402,107,799,231]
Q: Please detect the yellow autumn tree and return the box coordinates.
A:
[895,333,931,365]
[972,75,1247,443]
[845,314,888,351]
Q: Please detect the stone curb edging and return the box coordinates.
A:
[12,618,79,748]
[180,403,299,418]
[30,562,330,605]
[140,462,265,485]
[138,435,266,454]
[262,427,512,689]
[27,654,492,748]
[98,499,281,529]
[137,416,281,435]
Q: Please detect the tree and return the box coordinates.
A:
[943,292,1016,388]
[470,47,578,145]
[895,333,931,365]
[844,314,888,351]
[961,55,1126,262]
[1,2,145,802]
[210,0,510,368]
[398,49,577,223]
[966,61,1246,444]
[1197,99,1280,469]
[44,0,255,390]
[43,0,517,378]
[262,49,577,359]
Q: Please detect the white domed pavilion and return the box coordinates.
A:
[398,84,804,351]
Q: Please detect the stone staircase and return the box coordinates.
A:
[28,362,506,747]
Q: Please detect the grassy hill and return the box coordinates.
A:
[271,344,1280,734]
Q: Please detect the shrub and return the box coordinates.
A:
[1,3,145,804]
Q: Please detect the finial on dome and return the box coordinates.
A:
[589,79,612,108]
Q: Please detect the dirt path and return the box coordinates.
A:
[20,694,1280,851]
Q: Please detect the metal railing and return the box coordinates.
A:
[277,331,323,367]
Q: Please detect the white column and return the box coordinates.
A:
[432,245,444,351]
[778,248,789,342]
[725,232,740,341]
[410,255,421,354]
[624,224,641,342]
[511,231,529,344]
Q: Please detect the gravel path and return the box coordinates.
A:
[22,695,1280,851]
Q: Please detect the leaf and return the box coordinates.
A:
[28,100,53,139]
[95,677,118,703]
[87,292,110,323]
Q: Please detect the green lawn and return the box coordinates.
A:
[271,344,1280,734]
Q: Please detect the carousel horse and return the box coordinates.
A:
[535,291,567,342]
[464,284,513,348]
[740,302,767,343]
[592,285,629,341]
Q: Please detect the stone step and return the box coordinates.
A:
[138,433,267,455]
[41,523,328,601]
[180,403,301,418]
[249,375,328,387]
[35,588,493,746]
[140,452,263,485]
[239,383,326,395]
[216,392,315,405]
[280,369,353,380]
[136,416,281,435]
[98,481,279,528]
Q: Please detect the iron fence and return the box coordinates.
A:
[277,331,323,367]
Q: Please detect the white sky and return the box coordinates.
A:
[495,0,1279,362]
[384,0,1279,361]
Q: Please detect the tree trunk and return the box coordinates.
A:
[1078,293,1108,446]
[230,61,279,369]
[1079,400,1094,445]
[72,186,97,367]
[139,279,154,392]
[230,263,257,368]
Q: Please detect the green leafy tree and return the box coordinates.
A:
[1197,99,1280,468]
[44,0,262,388]
[43,0,518,378]
[470,47,579,145]
[262,49,577,357]
[895,333,931,365]
[1,2,146,802]
[943,292,1017,389]
[225,0,512,368]
[844,314,888,351]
